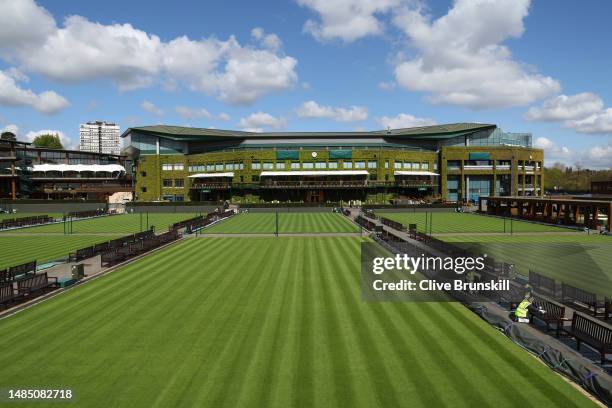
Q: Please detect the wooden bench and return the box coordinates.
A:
[564,312,612,364]
[8,261,37,281]
[0,283,19,307]
[17,272,57,297]
[69,246,95,262]
[101,250,123,267]
[561,283,603,318]
[528,295,566,337]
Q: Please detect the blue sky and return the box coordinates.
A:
[0,0,611,167]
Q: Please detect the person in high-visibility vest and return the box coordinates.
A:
[514,296,533,323]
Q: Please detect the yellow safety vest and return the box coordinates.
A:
[515,300,531,318]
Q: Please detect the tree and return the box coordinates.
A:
[32,133,64,149]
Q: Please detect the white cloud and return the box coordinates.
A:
[2,124,19,134]
[141,100,164,116]
[24,129,76,149]
[0,69,69,114]
[0,0,297,104]
[534,136,555,150]
[565,109,612,135]
[251,27,282,51]
[297,0,401,42]
[376,113,436,129]
[0,0,56,49]
[533,136,612,169]
[525,93,604,122]
[218,112,231,121]
[239,111,286,131]
[526,93,612,135]
[297,100,368,122]
[393,0,560,109]
[175,106,212,120]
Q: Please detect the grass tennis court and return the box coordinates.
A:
[375,211,569,233]
[0,213,199,234]
[204,212,359,234]
[0,237,595,407]
[441,234,612,296]
[0,235,121,270]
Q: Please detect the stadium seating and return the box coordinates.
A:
[17,272,57,297]
[528,295,566,337]
[564,312,612,364]
[101,229,180,267]
[529,270,557,298]
[561,283,604,318]
[0,283,19,307]
[0,215,52,230]
[379,216,406,232]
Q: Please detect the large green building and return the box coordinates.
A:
[121,123,544,204]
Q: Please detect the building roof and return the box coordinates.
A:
[121,123,496,141]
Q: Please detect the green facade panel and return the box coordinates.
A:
[329,150,352,159]
[469,152,491,160]
[276,150,299,160]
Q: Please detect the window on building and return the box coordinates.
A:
[174,195,184,202]
[328,161,338,169]
[162,164,172,171]
[344,161,353,169]
[238,162,244,170]
[140,171,147,177]
[402,162,411,169]
[141,187,147,193]
[303,162,314,169]
[422,162,429,170]
[252,175,259,182]
[162,195,174,202]
[384,160,389,169]
[276,162,285,170]
[251,162,261,170]
[215,163,224,171]
[291,162,300,169]
[412,162,420,170]
[263,162,273,170]
[206,164,214,172]
[315,162,327,169]
[175,179,184,188]
[174,164,184,171]
[355,161,366,169]
[367,160,377,169]
[163,179,173,187]
[226,163,234,171]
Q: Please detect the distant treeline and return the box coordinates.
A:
[544,163,612,193]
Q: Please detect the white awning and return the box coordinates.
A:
[394,170,439,176]
[32,164,126,173]
[188,172,234,178]
[260,170,369,177]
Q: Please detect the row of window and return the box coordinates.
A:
[188,162,245,172]
[162,179,184,188]
[162,163,184,171]
[166,161,434,172]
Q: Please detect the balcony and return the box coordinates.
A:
[260,180,367,189]
[190,182,233,190]
[463,165,494,171]
[0,151,16,160]
[41,183,133,193]
[495,165,511,171]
